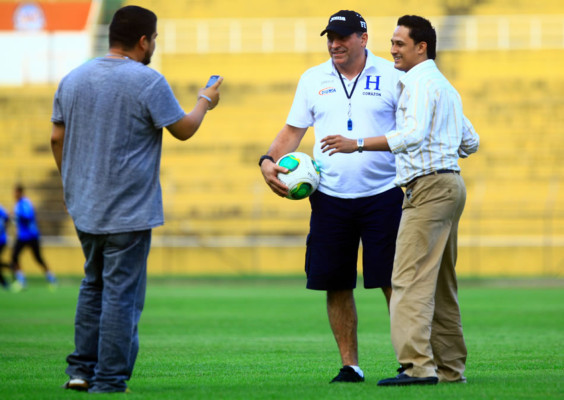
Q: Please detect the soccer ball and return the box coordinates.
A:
[277,152,320,200]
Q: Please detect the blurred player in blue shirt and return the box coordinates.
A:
[10,184,57,290]
[0,204,10,289]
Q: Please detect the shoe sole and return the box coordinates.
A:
[378,377,438,386]
[68,384,88,391]
[378,374,439,386]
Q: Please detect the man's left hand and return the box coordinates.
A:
[321,135,357,155]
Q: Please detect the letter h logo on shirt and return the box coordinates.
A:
[364,75,381,91]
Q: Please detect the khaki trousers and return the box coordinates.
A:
[390,173,468,382]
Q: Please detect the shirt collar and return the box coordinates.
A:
[399,59,437,86]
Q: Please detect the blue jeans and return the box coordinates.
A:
[66,229,151,393]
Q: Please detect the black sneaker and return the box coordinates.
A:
[377,372,438,386]
[330,366,365,383]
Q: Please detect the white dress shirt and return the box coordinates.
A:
[385,60,480,187]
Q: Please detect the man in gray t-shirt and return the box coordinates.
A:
[50,5,222,393]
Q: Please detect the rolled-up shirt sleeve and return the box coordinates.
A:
[458,115,480,158]
[385,83,434,155]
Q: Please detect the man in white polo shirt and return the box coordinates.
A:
[259,10,404,383]
[321,15,480,386]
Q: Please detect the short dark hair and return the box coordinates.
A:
[397,15,436,60]
[109,6,157,49]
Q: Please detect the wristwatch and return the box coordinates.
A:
[357,138,364,153]
[258,154,275,167]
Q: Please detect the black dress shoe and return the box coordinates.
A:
[377,372,438,386]
[330,366,365,383]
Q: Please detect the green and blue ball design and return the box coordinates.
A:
[277,152,320,200]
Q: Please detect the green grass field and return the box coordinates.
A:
[1,277,563,399]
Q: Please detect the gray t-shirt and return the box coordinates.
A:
[51,57,185,234]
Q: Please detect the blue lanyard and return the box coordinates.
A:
[336,64,365,131]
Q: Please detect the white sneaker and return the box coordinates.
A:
[62,378,89,391]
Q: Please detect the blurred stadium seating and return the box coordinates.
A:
[0,0,562,276]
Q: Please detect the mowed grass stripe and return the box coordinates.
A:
[0,277,562,399]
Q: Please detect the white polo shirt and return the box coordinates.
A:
[287,49,403,199]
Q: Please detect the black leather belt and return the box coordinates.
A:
[406,169,459,187]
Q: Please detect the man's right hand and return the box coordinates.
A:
[260,158,290,198]
[259,124,308,198]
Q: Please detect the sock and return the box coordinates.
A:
[348,365,364,378]
[46,271,57,283]
[15,270,26,285]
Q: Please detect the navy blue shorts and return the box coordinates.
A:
[305,187,404,290]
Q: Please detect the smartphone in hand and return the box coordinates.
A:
[205,75,220,88]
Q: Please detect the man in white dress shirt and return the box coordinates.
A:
[321,15,479,386]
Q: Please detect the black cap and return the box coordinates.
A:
[320,10,367,37]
